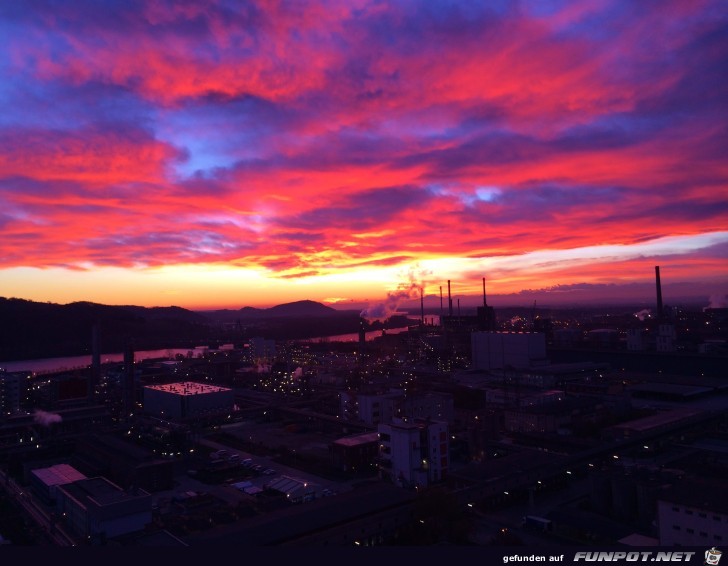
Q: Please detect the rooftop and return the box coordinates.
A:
[266,476,319,498]
[332,432,380,447]
[144,382,232,396]
[628,382,713,398]
[607,408,703,434]
[59,477,150,508]
[31,464,86,487]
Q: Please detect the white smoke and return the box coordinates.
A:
[33,409,62,426]
[360,265,432,323]
[360,288,416,322]
[292,367,303,379]
[634,309,651,321]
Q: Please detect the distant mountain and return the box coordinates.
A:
[202,300,341,321]
[265,300,338,317]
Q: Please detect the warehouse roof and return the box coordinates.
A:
[145,382,231,396]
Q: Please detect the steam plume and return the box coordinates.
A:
[360,265,432,322]
[634,309,651,321]
[33,409,62,426]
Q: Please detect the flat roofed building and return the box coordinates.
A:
[378,418,449,489]
[0,371,31,416]
[471,331,547,370]
[73,433,174,493]
[56,477,152,540]
[30,463,87,502]
[331,432,380,473]
[340,391,400,426]
[657,477,727,546]
[602,408,703,440]
[143,381,234,420]
[265,475,321,503]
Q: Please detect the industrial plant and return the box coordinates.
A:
[0,269,726,547]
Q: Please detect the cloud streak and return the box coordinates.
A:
[0,1,726,306]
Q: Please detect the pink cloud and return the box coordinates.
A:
[0,0,726,302]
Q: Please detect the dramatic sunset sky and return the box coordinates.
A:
[1,0,727,310]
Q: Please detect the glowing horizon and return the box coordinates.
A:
[1,1,727,310]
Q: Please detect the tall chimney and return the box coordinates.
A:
[482,277,487,307]
[420,287,424,324]
[439,286,443,320]
[655,266,664,320]
[447,280,453,317]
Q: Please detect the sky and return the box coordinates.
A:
[1,0,727,311]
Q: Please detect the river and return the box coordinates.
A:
[0,324,419,374]
[0,348,207,374]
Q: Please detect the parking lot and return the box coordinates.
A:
[149,418,360,519]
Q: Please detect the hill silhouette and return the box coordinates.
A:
[0,297,210,362]
[202,300,340,321]
[0,297,409,362]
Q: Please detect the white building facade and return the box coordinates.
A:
[378,419,449,488]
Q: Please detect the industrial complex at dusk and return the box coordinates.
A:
[1,0,726,556]
[1,269,726,549]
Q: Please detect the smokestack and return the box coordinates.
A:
[655,266,664,320]
[482,277,487,307]
[447,280,453,317]
[439,286,443,320]
[420,287,424,324]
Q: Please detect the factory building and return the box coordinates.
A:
[341,390,455,426]
[340,391,399,426]
[56,476,152,541]
[30,463,87,503]
[657,477,727,546]
[265,475,322,503]
[378,418,449,489]
[471,331,547,370]
[330,432,380,473]
[0,371,29,416]
[143,381,234,420]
